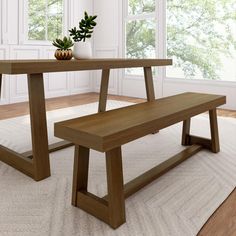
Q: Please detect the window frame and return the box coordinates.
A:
[123,0,165,79]
[19,0,68,45]
[123,0,236,83]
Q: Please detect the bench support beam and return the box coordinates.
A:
[123,144,202,199]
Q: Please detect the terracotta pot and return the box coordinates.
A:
[73,42,92,59]
[54,49,73,60]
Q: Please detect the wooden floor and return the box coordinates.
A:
[0,93,144,120]
[0,92,235,235]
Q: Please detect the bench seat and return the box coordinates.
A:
[54,92,226,229]
[55,92,225,152]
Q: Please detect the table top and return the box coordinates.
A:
[0,58,172,75]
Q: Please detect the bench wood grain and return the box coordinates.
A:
[55,92,226,152]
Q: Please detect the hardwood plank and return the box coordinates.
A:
[0,93,232,121]
[0,93,145,120]
[106,147,126,228]
[217,108,236,118]
[198,187,236,236]
[144,67,155,101]
[98,69,110,112]
[0,145,33,177]
[27,73,50,181]
[72,145,90,206]
[54,93,226,152]
[0,59,172,74]
[209,109,220,153]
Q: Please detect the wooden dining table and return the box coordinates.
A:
[0,58,172,181]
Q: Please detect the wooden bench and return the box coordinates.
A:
[54,92,226,229]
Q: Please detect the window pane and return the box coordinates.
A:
[28,0,63,41]
[128,0,155,15]
[126,19,156,74]
[47,0,63,41]
[167,0,236,81]
[28,0,46,40]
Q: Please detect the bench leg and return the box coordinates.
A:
[106,147,126,228]
[72,145,125,229]
[181,109,220,153]
[72,145,90,206]
[182,119,191,146]
[0,74,2,98]
[209,109,220,153]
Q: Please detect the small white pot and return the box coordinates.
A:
[73,42,92,59]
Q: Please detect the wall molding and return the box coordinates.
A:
[0,46,10,105]
[0,0,93,105]
[93,47,119,95]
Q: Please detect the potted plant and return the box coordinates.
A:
[52,37,74,60]
[69,12,97,59]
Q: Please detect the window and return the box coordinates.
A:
[124,0,236,81]
[28,0,63,41]
[166,0,236,81]
[125,0,156,75]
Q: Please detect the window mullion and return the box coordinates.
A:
[45,0,48,41]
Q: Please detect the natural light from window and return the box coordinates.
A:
[28,0,63,41]
[166,0,236,81]
[125,0,236,81]
[125,0,156,75]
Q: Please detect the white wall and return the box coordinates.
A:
[92,0,236,110]
[92,0,121,96]
[0,0,93,105]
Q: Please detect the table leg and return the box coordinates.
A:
[144,67,155,101]
[182,119,191,145]
[209,109,220,153]
[0,74,2,98]
[28,73,50,181]
[98,69,110,112]
[144,67,159,133]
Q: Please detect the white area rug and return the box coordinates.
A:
[0,100,236,236]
